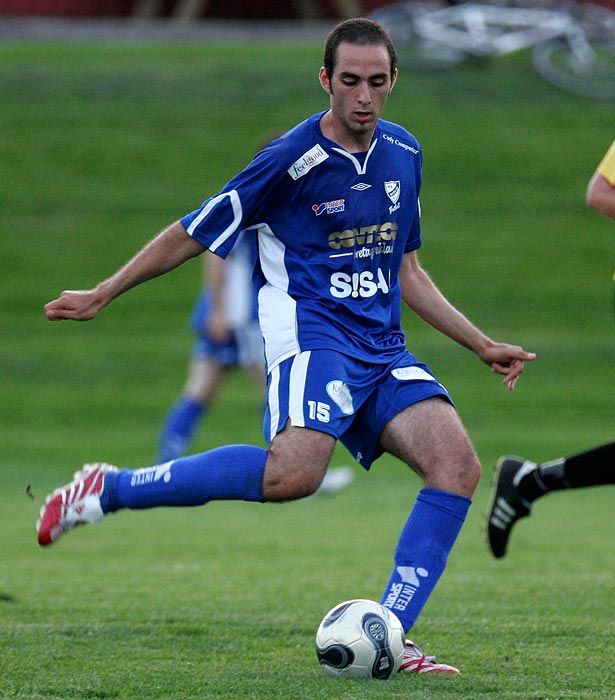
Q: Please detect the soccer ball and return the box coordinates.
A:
[315,599,406,679]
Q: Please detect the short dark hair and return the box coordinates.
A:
[323,18,397,81]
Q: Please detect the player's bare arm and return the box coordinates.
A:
[586,173,615,220]
[45,221,205,322]
[205,252,233,343]
[399,251,536,389]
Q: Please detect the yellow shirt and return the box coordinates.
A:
[597,139,615,186]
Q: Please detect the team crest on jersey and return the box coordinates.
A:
[312,199,345,216]
[326,380,354,415]
[287,144,329,181]
[384,180,401,214]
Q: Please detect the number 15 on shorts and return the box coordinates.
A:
[307,401,331,423]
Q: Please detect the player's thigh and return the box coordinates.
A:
[263,424,336,501]
[380,397,480,497]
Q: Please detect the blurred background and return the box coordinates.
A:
[0,0,392,20]
[1,3,614,697]
[0,0,392,21]
[0,0,613,19]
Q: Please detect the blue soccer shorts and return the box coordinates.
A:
[191,325,263,368]
[263,349,453,469]
[189,290,263,368]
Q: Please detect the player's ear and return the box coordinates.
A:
[389,68,398,94]
[319,66,332,94]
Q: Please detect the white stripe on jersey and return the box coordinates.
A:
[257,226,300,371]
[331,138,378,175]
[257,224,289,290]
[186,190,242,252]
[289,351,311,428]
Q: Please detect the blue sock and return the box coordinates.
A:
[156,396,207,463]
[380,488,471,633]
[101,445,267,512]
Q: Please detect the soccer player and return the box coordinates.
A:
[486,139,615,559]
[37,18,535,673]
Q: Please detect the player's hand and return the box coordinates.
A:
[44,289,104,321]
[206,307,232,343]
[479,343,536,390]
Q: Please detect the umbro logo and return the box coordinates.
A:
[351,182,371,191]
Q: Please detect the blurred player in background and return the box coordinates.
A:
[37,18,534,673]
[156,234,264,464]
[486,139,615,559]
[156,234,354,494]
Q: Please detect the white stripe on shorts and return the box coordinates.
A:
[268,364,281,443]
[289,351,311,429]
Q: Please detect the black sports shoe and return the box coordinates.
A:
[486,456,533,558]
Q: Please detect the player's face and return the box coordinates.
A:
[319,41,397,149]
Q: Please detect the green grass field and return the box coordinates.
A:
[1,35,614,699]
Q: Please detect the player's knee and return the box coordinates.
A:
[430,450,481,498]
[463,454,482,495]
[263,468,322,501]
[263,426,334,501]
[448,439,482,496]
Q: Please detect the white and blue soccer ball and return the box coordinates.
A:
[315,599,405,679]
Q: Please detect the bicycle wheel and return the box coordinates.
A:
[532,38,615,98]
[370,1,467,71]
[560,0,615,43]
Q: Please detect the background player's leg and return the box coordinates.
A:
[156,357,228,463]
[517,441,615,499]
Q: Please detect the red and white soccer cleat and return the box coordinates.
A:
[36,463,117,546]
[399,640,460,674]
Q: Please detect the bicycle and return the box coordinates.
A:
[370,0,615,98]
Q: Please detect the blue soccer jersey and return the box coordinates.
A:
[181,111,422,373]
